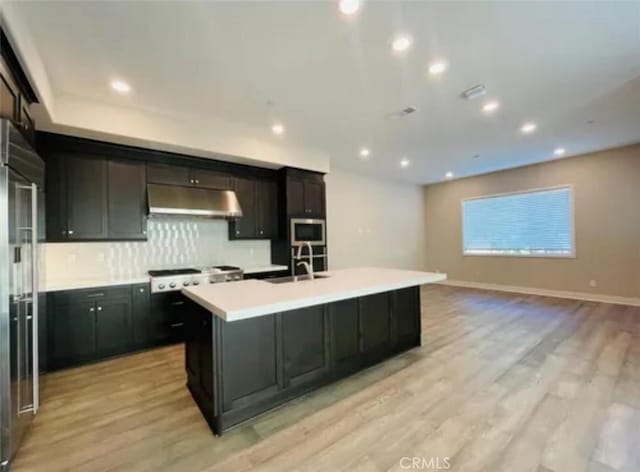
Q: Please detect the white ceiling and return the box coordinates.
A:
[5,1,640,183]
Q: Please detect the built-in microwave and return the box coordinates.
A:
[290,218,325,246]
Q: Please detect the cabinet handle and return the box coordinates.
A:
[171,322,184,328]
[259,229,264,235]
[87,293,104,298]
[195,179,199,184]
[171,301,185,306]
[89,307,95,312]
[62,230,66,235]
[97,306,102,311]
[236,230,240,235]
[139,288,145,293]
[68,230,74,235]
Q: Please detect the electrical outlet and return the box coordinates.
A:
[589,280,597,288]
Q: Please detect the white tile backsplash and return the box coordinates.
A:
[45,217,271,280]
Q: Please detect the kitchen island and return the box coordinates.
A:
[181,267,446,434]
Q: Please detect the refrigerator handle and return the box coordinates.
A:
[31,182,39,413]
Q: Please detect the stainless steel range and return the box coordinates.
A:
[149,265,243,293]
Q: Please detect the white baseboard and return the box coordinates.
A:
[438,279,640,307]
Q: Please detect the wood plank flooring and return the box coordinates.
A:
[12,285,640,472]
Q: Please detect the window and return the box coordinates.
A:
[462,186,574,257]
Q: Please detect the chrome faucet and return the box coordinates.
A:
[295,242,314,280]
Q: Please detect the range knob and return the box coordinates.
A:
[169,282,177,289]
[209,279,216,284]
[183,281,190,287]
[158,283,166,290]
[193,281,200,286]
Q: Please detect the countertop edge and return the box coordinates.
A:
[44,276,150,292]
[183,273,447,322]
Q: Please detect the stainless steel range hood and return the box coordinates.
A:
[147,183,243,218]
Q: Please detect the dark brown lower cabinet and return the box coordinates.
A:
[185,285,422,435]
[47,283,183,371]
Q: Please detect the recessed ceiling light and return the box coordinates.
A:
[110,79,131,94]
[520,122,537,134]
[338,0,361,15]
[272,123,285,135]
[445,171,454,179]
[400,158,410,168]
[482,100,500,113]
[391,35,412,53]
[428,61,447,75]
[554,147,566,156]
[359,148,370,158]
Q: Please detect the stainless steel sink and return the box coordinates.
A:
[265,274,330,284]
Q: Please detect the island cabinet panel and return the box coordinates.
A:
[220,315,280,412]
[185,286,423,435]
[282,305,329,388]
[392,286,421,352]
[359,292,392,358]
[328,298,360,370]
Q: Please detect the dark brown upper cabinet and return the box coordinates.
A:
[46,154,147,241]
[65,155,109,240]
[147,163,231,190]
[107,160,147,240]
[1,27,38,144]
[229,177,278,240]
[146,162,190,186]
[284,169,326,219]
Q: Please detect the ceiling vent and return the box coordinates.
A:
[386,106,418,120]
[460,84,487,100]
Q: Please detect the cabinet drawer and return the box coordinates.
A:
[52,285,131,305]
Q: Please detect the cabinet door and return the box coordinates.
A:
[132,284,151,346]
[50,301,96,367]
[95,298,132,356]
[191,169,231,189]
[392,287,421,350]
[220,315,279,411]
[286,177,305,216]
[230,177,257,238]
[0,73,18,121]
[45,154,68,241]
[256,180,278,238]
[304,180,324,217]
[329,298,360,367]
[149,292,186,344]
[359,292,391,356]
[107,160,147,240]
[66,156,108,240]
[282,305,328,387]
[147,163,190,186]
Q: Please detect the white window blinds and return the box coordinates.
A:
[462,186,574,257]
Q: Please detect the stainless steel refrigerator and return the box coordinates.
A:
[0,119,45,471]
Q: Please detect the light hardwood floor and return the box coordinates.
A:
[12,285,640,472]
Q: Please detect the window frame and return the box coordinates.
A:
[460,184,576,259]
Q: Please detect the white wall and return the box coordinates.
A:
[44,217,270,285]
[325,169,426,271]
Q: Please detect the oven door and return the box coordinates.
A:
[290,218,325,246]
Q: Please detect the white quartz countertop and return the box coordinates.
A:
[242,264,289,275]
[45,274,150,292]
[182,267,447,322]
